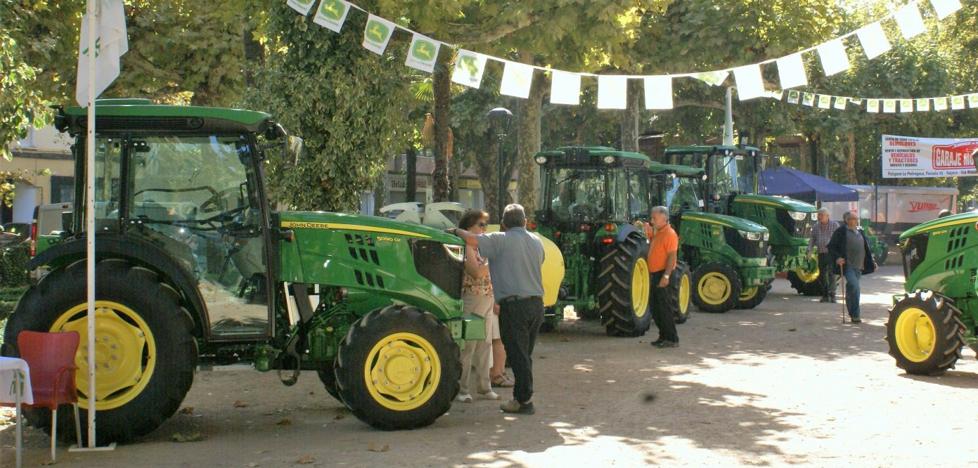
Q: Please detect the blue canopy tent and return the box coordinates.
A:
[759,167,858,203]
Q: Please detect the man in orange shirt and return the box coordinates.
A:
[643,206,680,348]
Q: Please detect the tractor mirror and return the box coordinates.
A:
[286,136,304,165]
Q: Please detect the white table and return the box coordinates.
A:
[0,356,32,468]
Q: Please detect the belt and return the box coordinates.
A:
[498,295,541,304]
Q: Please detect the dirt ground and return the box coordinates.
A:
[4,264,978,467]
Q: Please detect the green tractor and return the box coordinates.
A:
[661,146,821,296]
[648,162,775,312]
[532,147,658,337]
[886,212,978,375]
[1,100,485,443]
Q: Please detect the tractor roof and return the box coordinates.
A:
[57,98,275,136]
[536,146,651,164]
[647,161,704,178]
[900,211,978,240]
[665,145,763,156]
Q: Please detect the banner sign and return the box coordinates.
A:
[882,134,978,178]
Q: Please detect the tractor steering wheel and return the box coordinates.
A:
[200,187,243,214]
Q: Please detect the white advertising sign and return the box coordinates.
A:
[882,134,978,178]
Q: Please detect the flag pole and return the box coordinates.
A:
[84,0,98,449]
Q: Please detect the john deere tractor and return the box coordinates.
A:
[886,211,978,374]
[661,146,821,296]
[1,100,484,443]
[532,147,655,337]
[648,162,775,312]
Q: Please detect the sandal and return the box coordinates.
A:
[491,373,515,388]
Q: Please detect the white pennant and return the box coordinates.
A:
[867,99,880,113]
[817,39,850,76]
[597,76,628,109]
[803,92,816,106]
[287,0,315,16]
[934,97,949,111]
[362,15,396,55]
[644,76,674,110]
[313,0,351,32]
[787,90,800,104]
[500,61,534,99]
[931,0,963,19]
[951,95,966,110]
[776,53,807,89]
[817,95,832,109]
[894,2,926,40]
[405,33,440,73]
[900,99,914,113]
[856,22,891,60]
[883,99,897,113]
[916,98,931,111]
[452,50,487,89]
[550,70,582,105]
[834,96,848,110]
[968,94,978,108]
[732,64,765,101]
[693,71,729,87]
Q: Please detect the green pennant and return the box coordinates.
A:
[362,15,395,55]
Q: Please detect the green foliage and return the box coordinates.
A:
[0,244,30,289]
[246,3,415,211]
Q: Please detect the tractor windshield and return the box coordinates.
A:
[664,177,704,216]
[545,168,631,223]
[710,155,757,197]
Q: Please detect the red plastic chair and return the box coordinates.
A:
[17,330,82,461]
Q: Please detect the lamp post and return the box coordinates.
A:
[486,107,513,222]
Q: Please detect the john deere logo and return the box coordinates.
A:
[412,40,436,61]
[319,0,344,19]
[459,55,478,75]
[366,20,390,43]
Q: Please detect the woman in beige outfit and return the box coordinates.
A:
[456,210,500,402]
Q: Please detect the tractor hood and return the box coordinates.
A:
[681,212,768,233]
[900,211,978,240]
[279,211,461,245]
[734,194,816,212]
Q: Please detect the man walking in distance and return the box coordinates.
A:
[642,206,680,348]
[809,208,840,303]
[827,211,876,324]
[453,204,545,415]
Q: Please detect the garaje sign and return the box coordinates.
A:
[883,135,978,178]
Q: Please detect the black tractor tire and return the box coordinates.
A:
[787,270,826,297]
[691,262,742,314]
[735,282,770,310]
[335,305,460,430]
[1,259,197,445]
[317,362,342,402]
[885,291,966,376]
[670,263,692,324]
[597,235,653,337]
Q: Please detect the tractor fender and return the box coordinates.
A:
[614,224,645,244]
[28,233,210,338]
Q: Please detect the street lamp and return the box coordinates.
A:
[486,107,513,222]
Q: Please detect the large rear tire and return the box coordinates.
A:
[597,236,652,337]
[335,305,460,430]
[671,263,692,324]
[317,362,342,402]
[691,262,741,313]
[1,260,197,444]
[885,291,966,376]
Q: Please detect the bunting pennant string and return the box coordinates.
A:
[779,89,978,114]
[286,0,968,108]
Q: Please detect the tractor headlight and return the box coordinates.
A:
[762,232,769,241]
[602,155,616,165]
[444,244,465,262]
[739,230,762,241]
[534,155,548,165]
[788,211,808,221]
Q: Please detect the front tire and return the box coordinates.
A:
[671,263,692,324]
[335,305,460,430]
[691,262,741,313]
[735,283,770,309]
[885,291,965,376]
[597,236,652,337]
[787,267,825,297]
[1,260,197,444]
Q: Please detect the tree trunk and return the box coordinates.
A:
[515,53,546,217]
[846,131,857,183]
[432,52,452,202]
[620,80,642,152]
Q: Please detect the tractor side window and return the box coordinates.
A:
[92,137,123,227]
[627,171,649,220]
[667,178,700,215]
[608,170,629,222]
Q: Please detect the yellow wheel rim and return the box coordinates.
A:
[698,272,732,306]
[50,301,156,411]
[364,332,441,412]
[739,287,758,301]
[794,264,820,283]
[894,307,936,363]
[678,274,691,315]
[631,258,650,318]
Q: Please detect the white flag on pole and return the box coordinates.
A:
[76,0,128,106]
[597,76,628,109]
[644,76,673,110]
[732,64,765,101]
[817,39,850,76]
[931,0,962,19]
[856,22,891,60]
[451,50,487,89]
[500,61,534,99]
[776,53,807,89]
[894,2,926,40]
[550,70,582,106]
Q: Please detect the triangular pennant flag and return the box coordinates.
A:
[934,97,949,111]
[834,96,848,110]
[693,71,729,86]
[968,94,978,108]
[817,39,850,76]
[732,65,765,101]
[313,0,351,32]
[894,2,926,40]
[883,99,897,113]
[362,15,395,55]
[951,95,966,110]
[787,90,800,104]
[915,98,931,111]
[931,0,963,19]
[287,0,316,15]
[776,53,807,89]
[817,94,832,109]
[405,34,440,73]
[550,70,581,105]
[899,99,914,113]
[856,22,891,60]
[451,50,487,89]
[597,76,628,109]
[867,99,880,113]
[644,76,674,110]
[500,61,534,99]
[77,0,128,106]
[803,92,816,106]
